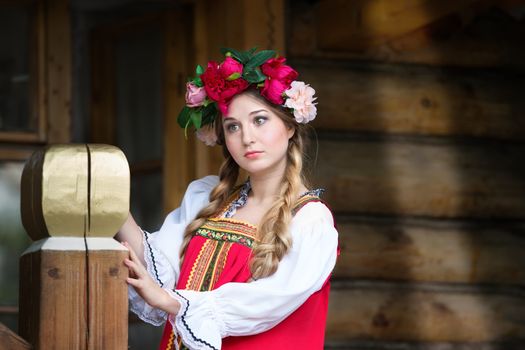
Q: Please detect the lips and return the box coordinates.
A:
[244,151,263,159]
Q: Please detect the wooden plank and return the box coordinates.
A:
[294,63,525,140]
[313,138,525,219]
[289,1,525,69]
[87,249,128,350]
[0,322,31,350]
[334,217,525,285]
[45,0,72,143]
[19,250,87,348]
[326,283,525,342]
[163,10,196,213]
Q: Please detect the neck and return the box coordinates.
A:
[247,169,285,205]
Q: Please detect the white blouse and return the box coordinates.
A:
[129,176,339,350]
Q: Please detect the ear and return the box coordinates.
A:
[287,125,295,140]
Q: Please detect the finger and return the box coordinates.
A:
[125,242,140,262]
[126,276,141,288]
[123,258,139,278]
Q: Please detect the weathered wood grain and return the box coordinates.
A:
[87,249,129,350]
[18,239,128,349]
[0,322,31,350]
[289,0,525,69]
[312,138,525,219]
[326,283,525,342]
[333,218,525,285]
[294,63,525,139]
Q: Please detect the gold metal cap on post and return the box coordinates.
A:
[20,144,130,239]
[19,144,130,349]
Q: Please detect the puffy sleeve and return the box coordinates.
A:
[166,201,338,350]
[129,175,219,325]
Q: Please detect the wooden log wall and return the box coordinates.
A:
[287,0,525,348]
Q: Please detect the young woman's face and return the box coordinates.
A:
[223,93,294,177]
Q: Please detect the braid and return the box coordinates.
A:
[250,133,305,279]
[179,154,239,262]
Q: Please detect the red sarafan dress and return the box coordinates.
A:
[128,176,338,350]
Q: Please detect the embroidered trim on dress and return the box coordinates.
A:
[143,229,163,287]
[195,218,257,248]
[172,290,219,350]
[185,239,218,291]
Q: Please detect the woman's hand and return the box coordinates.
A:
[123,242,181,315]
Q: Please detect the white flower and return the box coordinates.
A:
[196,125,218,146]
[283,81,317,123]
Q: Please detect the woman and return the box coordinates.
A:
[117,48,338,350]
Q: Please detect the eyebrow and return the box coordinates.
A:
[223,109,268,123]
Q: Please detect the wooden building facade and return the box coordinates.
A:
[1,0,525,348]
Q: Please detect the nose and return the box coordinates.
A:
[242,123,255,145]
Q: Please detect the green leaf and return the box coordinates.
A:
[190,110,202,129]
[177,106,191,128]
[201,103,218,125]
[243,69,267,84]
[196,64,204,75]
[245,50,275,70]
[192,77,203,87]
[220,47,248,64]
[226,72,241,81]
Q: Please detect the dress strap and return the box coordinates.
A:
[292,189,326,216]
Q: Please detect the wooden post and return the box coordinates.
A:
[18,144,130,349]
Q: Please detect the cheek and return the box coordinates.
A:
[224,134,240,155]
[263,129,290,148]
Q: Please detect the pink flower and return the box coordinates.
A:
[196,124,218,146]
[185,82,207,107]
[201,60,249,115]
[283,81,317,123]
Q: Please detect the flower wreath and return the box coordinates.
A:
[177,47,317,146]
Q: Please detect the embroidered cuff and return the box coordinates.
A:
[165,289,225,350]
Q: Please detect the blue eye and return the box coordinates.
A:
[254,116,267,125]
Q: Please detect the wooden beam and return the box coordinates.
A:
[295,63,525,140]
[326,283,525,342]
[289,1,525,69]
[317,0,482,50]
[313,138,525,219]
[334,217,525,285]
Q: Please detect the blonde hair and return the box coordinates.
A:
[179,89,309,279]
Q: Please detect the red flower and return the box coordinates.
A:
[261,78,287,105]
[260,57,298,105]
[201,58,249,115]
[220,57,243,78]
[261,57,298,85]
